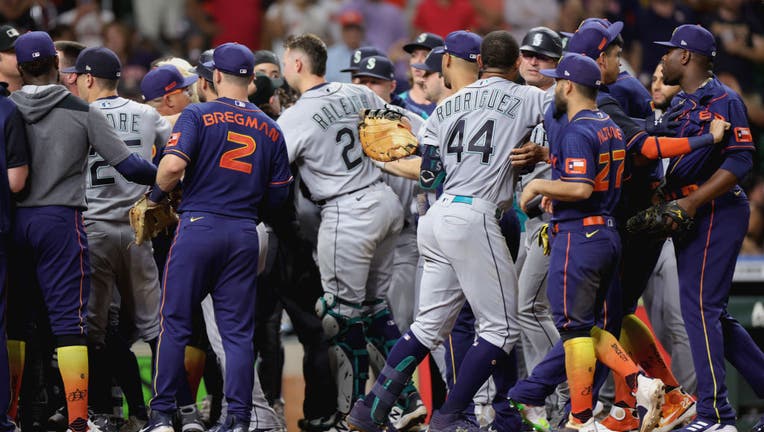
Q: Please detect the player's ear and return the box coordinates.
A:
[390,79,396,93]
[214,69,223,86]
[680,49,691,66]
[476,54,484,70]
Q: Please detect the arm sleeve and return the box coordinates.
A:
[639,134,714,159]
[268,135,294,189]
[113,153,158,185]
[719,98,755,180]
[558,132,597,185]
[163,109,200,163]
[277,111,301,163]
[419,143,445,190]
[5,107,28,168]
[597,95,644,151]
[88,108,131,166]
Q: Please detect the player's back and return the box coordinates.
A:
[278,82,384,202]
[86,97,170,222]
[424,76,546,209]
[165,97,287,220]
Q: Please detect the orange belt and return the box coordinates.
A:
[553,215,612,233]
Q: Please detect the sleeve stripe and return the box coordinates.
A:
[269,176,294,186]
[164,148,191,162]
[559,176,595,185]
[725,145,756,150]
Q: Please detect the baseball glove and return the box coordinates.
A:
[626,200,695,239]
[358,108,419,162]
[129,195,179,245]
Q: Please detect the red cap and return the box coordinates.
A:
[338,10,364,27]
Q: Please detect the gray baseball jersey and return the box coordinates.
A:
[421,76,548,210]
[85,97,171,222]
[278,82,386,201]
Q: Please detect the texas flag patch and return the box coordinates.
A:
[565,158,587,174]
[734,127,753,143]
[167,132,181,147]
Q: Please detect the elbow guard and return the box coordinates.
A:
[419,145,445,190]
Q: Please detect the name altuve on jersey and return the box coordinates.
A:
[310,93,373,130]
[435,87,523,122]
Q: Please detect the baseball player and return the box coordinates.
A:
[348,29,548,432]
[397,33,443,118]
[0,25,21,92]
[0,68,28,432]
[55,40,86,96]
[519,52,666,432]
[7,31,157,432]
[277,34,406,426]
[654,24,764,432]
[142,42,292,432]
[62,46,169,429]
[141,65,196,127]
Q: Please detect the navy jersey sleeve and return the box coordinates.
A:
[597,94,646,151]
[269,135,294,188]
[164,109,200,163]
[558,131,597,186]
[5,107,28,168]
[719,97,755,180]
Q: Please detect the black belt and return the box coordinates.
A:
[315,180,382,206]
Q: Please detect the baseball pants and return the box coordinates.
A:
[0,240,14,432]
[151,212,259,421]
[674,192,764,424]
[386,223,419,333]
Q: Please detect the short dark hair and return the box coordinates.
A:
[573,82,597,100]
[94,77,118,91]
[220,71,251,87]
[54,40,86,69]
[480,31,520,71]
[604,35,624,56]
[284,34,327,77]
[19,56,57,78]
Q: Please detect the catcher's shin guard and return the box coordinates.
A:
[366,308,420,397]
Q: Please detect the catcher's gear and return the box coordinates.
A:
[358,108,419,162]
[626,200,695,239]
[129,195,179,245]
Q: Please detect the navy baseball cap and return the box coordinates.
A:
[62,47,122,79]
[354,55,395,81]
[412,46,445,73]
[141,65,198,101]
[341,46,385,73]
[566,18,624,60]
[253,50,280,67]
[444,31,481,62]
[204,42,255,77]
[540,53,603,88]
[654,24,716,58]
[0,25,20,52]
[403,32,444,54]
[14,31,57,63]
[521,27,563,59]
[250,73,285,106]
[191,49,214,81]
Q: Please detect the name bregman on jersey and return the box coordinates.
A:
[310,93,372,130]
[435,87,522,122]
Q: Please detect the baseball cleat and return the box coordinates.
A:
[346,400,384,432]
[428,410,480,432]
[594,402,605,418]
[564,415,618,432]
[138,411,174,432]
[298,412,339,431]
[120,416,147,432]
[179,403,206,432]
[90,414,119,432]
[656,387,696,432]
[600,406,639,432]
[751,416,764,432]
[635,375,665,432]
[390,391,428,431]
[509,400,551,432]
[674,420,737,432]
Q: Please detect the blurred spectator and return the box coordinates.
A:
[55,0,114,47]
[264,0,335,57]
[344,0,406,54]
[742,176,764,254]
[503,0,560,43]
[132,0,185,43]
[0,0,35,31]
[326,10,365,83]
[0,24,21,92]
[49,24,77,41]
[412,0,477,37]
[629,0,694,86]
[704,0,764,94]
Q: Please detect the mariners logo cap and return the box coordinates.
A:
[204,42,255,77]
[540,53,603,88]
[654,24,716,58]
[412,46,445,73]
[403,32,444,54]
[62,47,122,79]
[444,30,482,63]
[565,18,624,60]
[521,27,563,59]
[190,49,214,81]
[0,25,20,52]
[354,55,395,81]
[341,46,385,73]
[141,65,198,101]
[14,31,57,63]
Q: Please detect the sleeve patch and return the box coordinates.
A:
[734,127,753,143]
[565,158,587,175]
[167,132,181,147]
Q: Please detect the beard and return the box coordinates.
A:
[662,69,680,86]
[553,94,567,118]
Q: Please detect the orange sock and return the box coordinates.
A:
[7,340,25,421]
[612,328,637,407]
[622,314,679,388]
[591,327,640,391]
[184,345,207,399]
[57,345,89,432]
[564,337,596,422]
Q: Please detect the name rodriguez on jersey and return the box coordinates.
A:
[434,87,523,122]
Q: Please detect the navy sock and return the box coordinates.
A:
[440,337,508,415]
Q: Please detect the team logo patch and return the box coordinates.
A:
[164,81,178,92]
[167,132,181,147]
[735,127,753,143]
[565,158,587,174]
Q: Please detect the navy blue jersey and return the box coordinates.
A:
[549,109,626,222]
[0,96,28,235]
[396,90,435,119]
[164,97,293,220]
[606,71,652,119]
[664,78,754,195]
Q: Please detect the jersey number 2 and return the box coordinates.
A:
[337,127,362,170]
[220,132,256,174]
